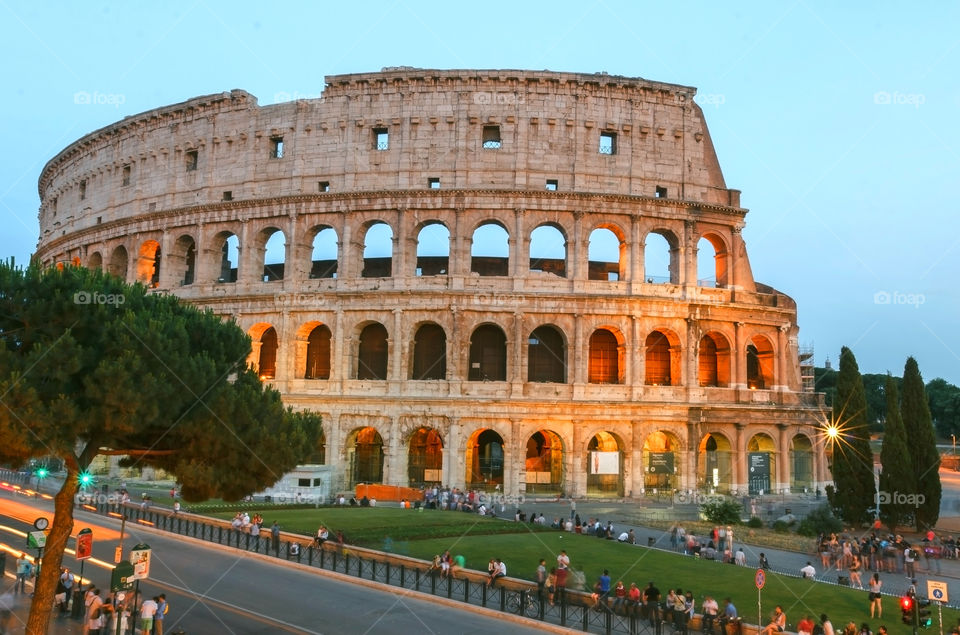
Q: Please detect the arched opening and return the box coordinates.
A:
[215,232,239,283]
[527,325,566,383]
[588,328,621,384]
[256,327,278,380]
[305,325,332,380]
[698,233,728,287]
[171,235,196,286]
[529,224,566,277]
[107,245,128,280]
[136,240,161,287]
[262,229,286,281]
[525,430,563,494]
[698,433,733,493]
[416,223,450,276]
[645,330,680,386]
[357,323,388,380]
[347,427,384,485]
[747,335,775,389]
[790,434,814,493]
[471,222,509,276]
[305,428,326,464]
[643,230,678,284]
[747,433,776,495]
[362,222,393,278]
[588,226,625,281]
[466,428,504,489]
[310,226,338,279]
[411,323,446,380]
[468,324,507,381]
[643,431,681,492]
[586,432,624,497]
[698,332,731,387]
[87,251,103,271]
[408,427,443,487]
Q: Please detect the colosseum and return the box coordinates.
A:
[35,68,826,501]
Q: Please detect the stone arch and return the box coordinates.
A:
[698,432,733,492]
[586,430,625,497]
[643,228,680,284]
[643,430,683,492]
[346,426,384,485]
[248,323,278,380]
[308,225,338,279]
[588,327,623,384]
[471,221,510,276]
[408,426,444,486]
[588,224,626,281]
[466,427,505,489]
[303,323,332,380]
[107,244,129,280]
[357,322,389,380]
[529,223,567,277]
[135,239,161,287]
[169,234,197,286]
[747,334,775,389]
[210,230,239,283]
[697,232,729,287]
[260,227,286,281]
[747,432,777,495]
[411,322,447,380]
[415,221,450,276]
[527,324,567,383]
[645,328,682,386]
[468,323,507,381]
[362,221,393,278]
[698,331,732,387]
[87,251,103,271]
[790,433,814,493]
[524,429,564,494]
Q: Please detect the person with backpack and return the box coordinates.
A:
[155,594,167,635]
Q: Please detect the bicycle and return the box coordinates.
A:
[507,590,541,618]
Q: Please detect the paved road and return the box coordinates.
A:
[0,492,550,634]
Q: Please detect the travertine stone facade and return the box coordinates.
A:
[36,68,826,499]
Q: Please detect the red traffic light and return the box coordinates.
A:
[901,596,914,611]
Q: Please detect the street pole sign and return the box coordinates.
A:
[76,528,93,560]
[27,531,47,549]
[927,580,948,635]
[756,568,765,632]
[110,560,135,592]
[129,543,151,580]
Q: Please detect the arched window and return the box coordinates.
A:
[528,325,566,383]
[216,233,239,283]
[173,235,196,286]
[588,227,624,281]
[529,224,566,277]
[412,324,447,380]
[136,240,161,287]
[747,335,775,389]
[310,226,338,279]
[363,222,393,278]
[588,329,620,384]
[468,324,507,381]
[305,325,331,380]
[262,229,286,281]
[87,252,103,270]
[699,332,731,387]
[258,327,278,379]
[644,231,678,284]
[416,223,450,276]
[357,323,389,380]
[471,222,509,276]
[698,234,728,287]
[107,245,128,280]
[645,331,672,385]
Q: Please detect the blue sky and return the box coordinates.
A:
[1,1,958,385]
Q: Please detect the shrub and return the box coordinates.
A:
[747,516,763,528]
[797,504,843,537]
[772,520,791,533]
[700,498,742,524]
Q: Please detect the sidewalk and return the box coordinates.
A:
[0,585,86,634]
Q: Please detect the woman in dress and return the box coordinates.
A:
[868,573,883,619]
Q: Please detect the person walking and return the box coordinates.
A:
[270,521,281,553]
[869,573,883,619]
[14,554,31,594]
[536,559,547,600]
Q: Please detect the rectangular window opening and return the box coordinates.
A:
[51,197,58,216]
[482,125,502,149]
[270,136,284,159]
[655,186,668,198]
[96,216,102,224]
[374,127,389,151]
[599,131,617,155]
[222,191,233,202]
[318,181,330,192]
[122,165,131,186]
[545,179,558,191]
[428,177,440,189]
[185,149,198,172]
[79,180,86,200]
[297,478,310,487]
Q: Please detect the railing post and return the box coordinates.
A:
[430,570,436,594]
[499,586,505,612]
[605,606,612,635]
[400,564,405,587]
[308,546,313,566]
[385,561,390,585]
[560,593,567,626]
[320,547,326,569]
[463,578,469,603]
[481,581,487,607]
[415,568,420,591]
[446,574,452,598]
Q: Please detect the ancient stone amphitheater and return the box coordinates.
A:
[36,68,826,500]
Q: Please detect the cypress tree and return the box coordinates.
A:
[826,347,876,524]
[901,357,942,531]
[878,375,914,531]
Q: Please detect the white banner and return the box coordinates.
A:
[591,451,619,475]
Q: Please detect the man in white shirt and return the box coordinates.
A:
[557,550,570,571]
[800,562,816,579]
[735,548,747,566]
[139,596,158,635]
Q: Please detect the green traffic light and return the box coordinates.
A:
[78,472,93,486]
[35,467,48,478]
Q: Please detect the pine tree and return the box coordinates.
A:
[825,347,876,524]
[901,357,942,531]
[878,375,914,531]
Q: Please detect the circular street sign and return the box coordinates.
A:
[933,588,944,599]
[33,517,49,531]
[755,569,766,590]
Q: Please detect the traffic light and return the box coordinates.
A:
[78,472,93,487]
[901,594,914,625]
[35,467,48,479]
[917,598,932,628]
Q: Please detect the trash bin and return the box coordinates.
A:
[648,537,656,547]
[264,495,272,503]
[838,575,849,586]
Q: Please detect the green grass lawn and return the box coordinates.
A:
[206,507,954,635]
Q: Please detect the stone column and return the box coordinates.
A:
[733,322,745,389]
[157,230,175,288]
[391,308,404,383]
[511,311,524,392]
[238,219,254,284]
[631,420,645,497]
[451,206,467,288]
[778,423,791,493]
[276,310,291,387]
[686,317,698,389]
[506,418,522,499]
[682,219,696,287]
[443,417,461,489]
[339,213,353,280]
[574,313,585,385]
[734,423,746,493]
[777,324,790,392]
[333,309,346,383]
[570,421,584,497]
[630,216,643,291]
[512,207,527,289]
[571,210,584,283]
[384,416,402,486]
[394,207,407,288]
